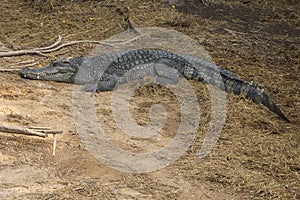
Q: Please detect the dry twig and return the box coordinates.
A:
[0,125,62,156]
[0,124,62,138]
[224,28,247,37]
[0,35,113,57]
[52,133,57,156]
[0,68,20,73]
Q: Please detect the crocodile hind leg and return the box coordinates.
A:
[154,63,180,86]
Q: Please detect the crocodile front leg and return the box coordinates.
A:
[83,74,118,92]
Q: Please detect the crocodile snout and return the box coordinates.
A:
[20,67,30,77]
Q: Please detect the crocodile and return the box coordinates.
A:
[20,49,290,122]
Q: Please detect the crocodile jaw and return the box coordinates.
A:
[21,67,75,82]
[20,58,79,83]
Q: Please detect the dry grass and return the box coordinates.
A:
[0,0,299,199]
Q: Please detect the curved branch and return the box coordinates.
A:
[33,35,63,51]
[40,40,114,53]
[0,50,48,57]
[0,36,114,57]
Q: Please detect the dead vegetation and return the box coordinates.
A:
[0,0,299,199]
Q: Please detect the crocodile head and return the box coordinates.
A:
[20,57,83,83]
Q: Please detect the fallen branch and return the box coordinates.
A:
[0,124,62,138]
[0,35,114,57]
[33,35,62,51]
[0,50,48,57]
[0,61,39,73]
[0,68,20,73]
[40,40,114,53]
[0,125,62,156]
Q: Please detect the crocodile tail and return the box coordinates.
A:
[243,82,290,122]
[179,58,289,122]
[222,76,290,122]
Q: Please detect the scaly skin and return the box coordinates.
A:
[20,49,290,122]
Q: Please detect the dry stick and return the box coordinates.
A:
[27,126,61,156]
[0,62,38,73]
[0,68,20,73]
[20,62,39,68]
[0,125,47,137]
[0,125,63,137]
[52,133,57,156]
[0,37,114,57]
[40,130,63,134]
[28,126,63,134]
[17,60,37,65]
[29,126,52,130]
[0,50,48,57]
[40,40,114,53]
[0,124,62,156]
[33,35,62,51]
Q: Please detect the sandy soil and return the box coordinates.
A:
[0,0,299,199]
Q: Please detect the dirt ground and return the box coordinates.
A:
[0,0,299,199]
